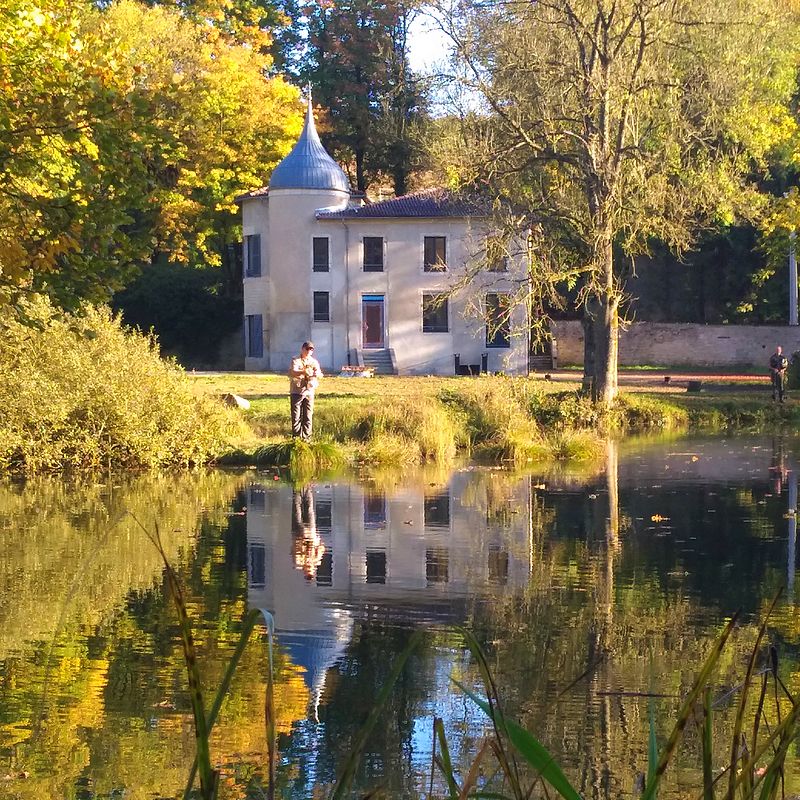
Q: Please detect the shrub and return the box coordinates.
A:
[527,389,602,431]
[0,298,240,474]
[612,394,689,430]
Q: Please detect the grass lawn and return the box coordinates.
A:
[192,373,478,439]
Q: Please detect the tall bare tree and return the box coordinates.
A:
[431,0,800,405]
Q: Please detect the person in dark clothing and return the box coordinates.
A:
[769,346,789,402]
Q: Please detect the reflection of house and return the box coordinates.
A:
[238,98,529,375]
[245,473,533,695]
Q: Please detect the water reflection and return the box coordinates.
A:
[247,473,533,622]
[3,437,800,798]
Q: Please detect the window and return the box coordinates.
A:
[248,485,265,511]
[363,236,384,272]
[365,551,387,584]
[486,293,511,348]
[313,291,330,322]
[486,237,509,272]
[364,493,386,529]
[245,234,261,277]
[488,547,509,585]
[313,237,329,272]
[424,236,447,271]
[316,552,333,586]
[422,294,448,333]
[424,492,450,529]
[426,548,449,584]
[249,544,266,588]
[246,314,263,358]
[316,498,332,534]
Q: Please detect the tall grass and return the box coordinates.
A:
[317,399,460,464]
[442,381,546,464]
[253,439,345,472]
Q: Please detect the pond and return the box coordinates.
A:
[1,434,800,799]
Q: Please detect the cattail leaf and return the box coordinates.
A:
[452,679,582,800]
[329,630,423,800]
[435,717,460,799]
[647,699,658,797]
[727,593,780,800]
[702,688,713,800]
[183,608,274,800]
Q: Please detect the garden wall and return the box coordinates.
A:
[551,321,800,369]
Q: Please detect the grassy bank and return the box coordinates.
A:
[192,372,800,470]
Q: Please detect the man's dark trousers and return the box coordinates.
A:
[772,371,787,402]
[290,393,314,440]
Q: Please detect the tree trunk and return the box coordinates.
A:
[581,299,597,396]
[355,146,366,192]
[591,292,619,407]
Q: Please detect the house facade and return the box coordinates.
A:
[239,99,529,375]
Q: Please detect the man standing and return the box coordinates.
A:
[769,345,789,403]
[289,341,323,440]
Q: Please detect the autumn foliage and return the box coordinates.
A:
[0,0,302,308]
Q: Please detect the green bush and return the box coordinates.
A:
[527,389,602,431]
[0,298,240,474]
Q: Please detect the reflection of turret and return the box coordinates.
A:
[277,612,354,721]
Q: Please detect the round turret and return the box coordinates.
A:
[269,97,351,193]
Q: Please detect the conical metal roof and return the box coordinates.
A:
[269,96,351,193]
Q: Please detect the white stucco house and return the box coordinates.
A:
[238,99,530,375]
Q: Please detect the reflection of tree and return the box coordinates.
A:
[462,458,800,799]
[0,473,310,800]
[291,485,325,580]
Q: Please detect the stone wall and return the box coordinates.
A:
[551,321,800,369]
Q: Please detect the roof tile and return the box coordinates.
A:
[316,188,482,219]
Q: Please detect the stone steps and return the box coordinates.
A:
[360,349,396,375]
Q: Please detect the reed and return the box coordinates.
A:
[436,598,800,800]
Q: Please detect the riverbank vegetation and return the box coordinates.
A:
[1,336,796,478]
[193,372,800,471]
[0,299,240,474]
